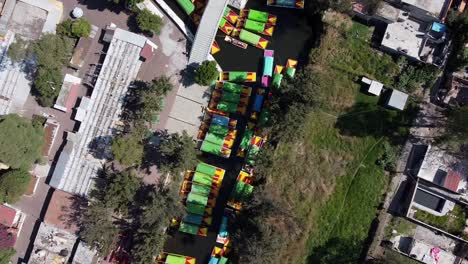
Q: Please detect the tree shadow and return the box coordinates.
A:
[178,66,196,87]
[307,237,364,264]
[88,135,113,160]
[335,101,420,144]
[77,0,128,14]
[140,130,170,173]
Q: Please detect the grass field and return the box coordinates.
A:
[259,15,419,263]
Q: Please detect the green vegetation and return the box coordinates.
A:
[233,16,418,263]
[413,205,467,237]
[158,131,198,177]
[7,37,31,63]
[112,134,144,167]
[195,60,218,86]
[395,57,440,93]
[383,216,417,240]
[446,10,468,72]
[0,114,44,169]
[0,169,31,203]
[370,249,422,264]
[81,167,184,258]
[444,105,468,151]
[32,34,74,106]
[136,8,164,36]
[57,18,92,38]
[0,248,15,264]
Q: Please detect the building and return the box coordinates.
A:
[42,118,60,157]
[0,204,25,254]
[386,89,409,110]
[49,27,157,196]
[441,74,468,105]
[53,74,82,113]
[29,222,97,264]
[400,0,452,21]
[381,14,450,66]
[362,77,384,96]
[43,189,81,234]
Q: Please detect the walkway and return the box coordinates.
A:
[187,0,229,65]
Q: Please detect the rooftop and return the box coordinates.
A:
[402,0,448,18]
[417,146,468,195]
[408,239,457,264]
[53,74,81,112]
[29,223,76,264]
[387,89,409,110]
[0,205,16,227]
[188,0,229,65]
[49,28,152,196]
[42,119,59,157]
[0,224,16,251]
[381,14,426,60]
[44,189,80,234]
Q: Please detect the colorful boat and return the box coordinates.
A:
[262,50,274,87]
[236,18,274,36]
[219,71,256,82]
[209,82,252,115]
[179,221,209,236]
[227,170,254,210]
[285,59,298,78]
[210,41,220,55]
[272,65,284,88]
[219,17,234,35]
[267,0,305,9]
[240,9,277,25]
[157,252,196,264]
[224,35,248,49]
[238,29,268,49]
[208,246,229,264]
[223,6,239,24]
[176,0,195,15]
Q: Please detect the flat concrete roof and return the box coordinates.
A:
[387,89,409,110]
[403,0,447,17]
[381,14,426,60]
[44,189,79,234]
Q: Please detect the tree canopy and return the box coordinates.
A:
[0,248,15,264]
[132,188,184,263]
[57,18,92,38]
[32,34,74,106]
[112,134,144,167]
[80,200,119,255]
[7,37,31,63]
[136,9,164,36]
[445,105,468,151]
[0,114,44,169]
[194,60,218,86]
[0,169,31,203]
[103,169,141,215]
[158,131,198,177]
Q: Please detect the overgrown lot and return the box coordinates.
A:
[233,15,420,263]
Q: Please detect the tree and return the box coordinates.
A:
[135,9,164,35]
[194,60,218,86]
[0,114,44,169]
[0,248,15,264]
[112,135,144,167]
[80,200,119,255]
[103,169,141,215]
[150,76,173,97]
[132,187,184,263]
[57,18,92,38]
[158,131,198,177]
[0,169,31,203]
[444,105,468,151]
[7,37,31,63]
[33,34,74,69]
[32,34,74,106]
[33,66,63,107]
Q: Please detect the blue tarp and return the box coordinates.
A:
[253,95,264,112]
[209,257,220,264]
[212,114,229,127]
[431,22,446,33]
[184,213,203,225]
[263,56,273,77]
[219,216,228,237]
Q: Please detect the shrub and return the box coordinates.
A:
[136,9,164,35]
[57,18,91,38]
[194,61,218,86]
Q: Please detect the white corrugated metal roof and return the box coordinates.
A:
[188,0,229,65]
